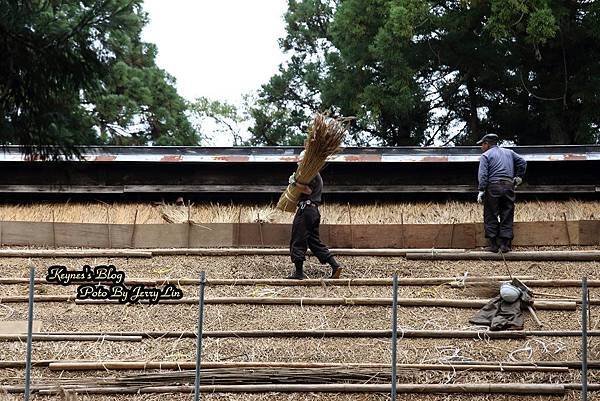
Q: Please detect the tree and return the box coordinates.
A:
[189,97,247,146]
[250,0,600,146]
[0,0,197,159]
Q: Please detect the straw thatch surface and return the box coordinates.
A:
[1,255,599,400]
[0,200,597,224]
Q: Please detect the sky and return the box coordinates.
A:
[142,0,288,107]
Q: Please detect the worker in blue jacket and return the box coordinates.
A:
[476,134,527,253]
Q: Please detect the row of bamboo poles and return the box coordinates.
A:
[2,266,594,395]
[6,383,594,395]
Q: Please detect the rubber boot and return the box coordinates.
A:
[328,256,343,279]
[499,237,511,253]
[484,238,499,253]
[287,261,306,280]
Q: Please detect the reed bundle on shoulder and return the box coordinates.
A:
[276,113,351,212]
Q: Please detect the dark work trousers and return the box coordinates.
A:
[484,181,516,239]
[290,205,332,264]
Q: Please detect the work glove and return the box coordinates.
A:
[477,191,485,204]
[288,173,297,186]
[513,177,523,187]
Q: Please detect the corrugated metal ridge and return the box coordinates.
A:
[0,146,599,162]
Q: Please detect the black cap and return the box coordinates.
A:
[476,134,499,145]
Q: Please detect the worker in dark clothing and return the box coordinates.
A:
[287,152,342,279]
[476,134,527,253]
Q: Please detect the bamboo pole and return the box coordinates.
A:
[72,297,576,310]
[46,361,569,373]
[24,329,600,340]
[0,276,532,286]
[51,210,56,248]
[400,212,405,248]
[348,203,354,249]
[0,249,152,258]
[0,334,142,342]
[0,247,467,258]
[407,251,600,261]
[130,208,138,248]
[19,383,567,395]
[187,201,192,248]
[0,294,578,309]
[451,279,600,288]
[0,360,60,368]
[564,212,572,246]
[106,205,112,249]
[150,248,466,256]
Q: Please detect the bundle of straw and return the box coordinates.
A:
[276,113,350,212]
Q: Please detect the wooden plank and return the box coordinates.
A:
[55,223,137,248]
[579,220,600,246]
[325,224,477,248]
[326,225,352,247]
[512,221,578,246]
[133,224,188,248]
[475,221,583,247]
[0,220,596,249]
[1,222,54,246]
[107,224,136,248]
[475,222,490,247]
[349,225,403,248]
[190,223,234,247]
[0,321,41,334]
[237,223,290,247]
[54,223,110,248]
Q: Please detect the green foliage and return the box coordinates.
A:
[0,0,197,158]
[189,97,248,145]
[250,0,600,145]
